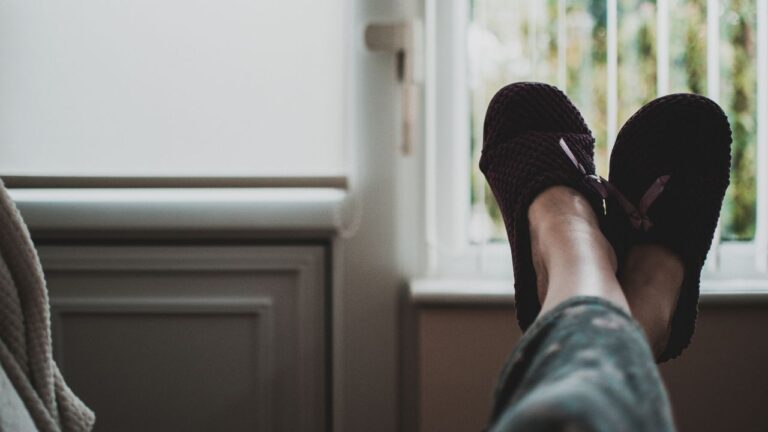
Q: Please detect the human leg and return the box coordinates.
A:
[487,186,676,432]
[487,297,675,432]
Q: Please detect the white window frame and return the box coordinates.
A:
[425,0,768,290]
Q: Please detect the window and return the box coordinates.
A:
[0,0,347,185]
[427,0,768,281]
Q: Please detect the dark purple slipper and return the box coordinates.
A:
[480,82,608,331]
[607,94,732,362]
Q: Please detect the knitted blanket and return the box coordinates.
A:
[0,180,94,432]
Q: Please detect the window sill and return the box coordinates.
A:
[9,188,348,238]
[409,278,768,306]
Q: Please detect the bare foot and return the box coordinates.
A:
[620,244,684,357]
[528,186,628,315]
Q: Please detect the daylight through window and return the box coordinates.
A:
[468,0,759,242]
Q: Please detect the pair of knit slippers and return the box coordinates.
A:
[480,82,731,362]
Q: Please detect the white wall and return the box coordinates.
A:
[2,2,425,431]
[340,0,428,431]
[0,0,345,177]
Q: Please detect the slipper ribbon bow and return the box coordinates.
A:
[558,138,671,232]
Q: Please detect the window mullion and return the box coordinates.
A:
[607,0,619,154]
[755,0,768,272]
[706,0,720,100]
[530,1,541,80]
[657,0,670,96]
[557,0,567,90]
[705,0,722,271]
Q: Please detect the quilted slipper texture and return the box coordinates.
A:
[480,82,605,331]
[607,93,732,362]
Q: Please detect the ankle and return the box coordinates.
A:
[529,186,601,233]
[529,187,616,276]
[528,187,626,313]
[622,245,684,290]
[621,245,684,357]
[529,187,595,300]
[631,304,674,357]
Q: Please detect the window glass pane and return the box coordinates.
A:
[469,0,608,242]
[467,0,757,244]
[566,0,609,175]
[617,0,657,127]
[0,0,345,177]
[719,0,757,240]
[669,0,707,94]
[469,0,561,241]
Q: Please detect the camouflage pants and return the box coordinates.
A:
[487,297,676,432]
